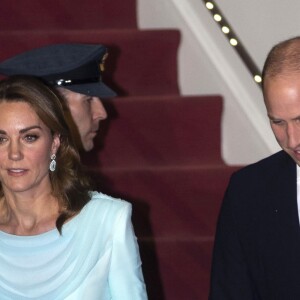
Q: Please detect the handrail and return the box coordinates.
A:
[202,0,262,88]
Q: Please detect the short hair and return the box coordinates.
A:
[0,75,92,232]
[262,36,300,88]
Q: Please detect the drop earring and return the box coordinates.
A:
[49,154,56,172]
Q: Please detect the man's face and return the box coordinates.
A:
[264,75,300,165]
[58,88,107,151]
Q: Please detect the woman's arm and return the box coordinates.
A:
[109,202,148,300]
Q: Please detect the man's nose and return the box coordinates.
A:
[287,123,300,149]
[92,97,108,121]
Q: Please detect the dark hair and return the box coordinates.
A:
[262,36,300,89]
[0,75,92,232]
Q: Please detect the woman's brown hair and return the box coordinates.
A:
[0,75,92,233]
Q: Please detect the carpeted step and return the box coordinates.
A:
[139,238,214,300]
[0,29,180,96]
[88,165,239,299]
[89,165,239,300]
[82,95,224,167]
[86,165,238,300]
[0,0,137,29]
[82,94,237,299]
[88,165,239,238]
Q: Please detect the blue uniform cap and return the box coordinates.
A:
[0,43,117,98]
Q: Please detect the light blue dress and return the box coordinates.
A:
[0,192,148,299]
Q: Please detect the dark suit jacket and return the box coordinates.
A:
[209,150,300,299]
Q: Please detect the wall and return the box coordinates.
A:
[215,0,300,70]
[136,0,297,165]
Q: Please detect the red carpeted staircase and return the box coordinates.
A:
[0,1,240,299]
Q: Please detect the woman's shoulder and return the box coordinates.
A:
[85,191,132,217]
[63,192,132,235]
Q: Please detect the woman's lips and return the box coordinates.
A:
[7,169,28,176]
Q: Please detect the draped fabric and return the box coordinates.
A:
[0,192,147,300]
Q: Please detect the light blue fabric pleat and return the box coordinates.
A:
[0,192,147,300]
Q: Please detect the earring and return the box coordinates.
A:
[49,154,56,172]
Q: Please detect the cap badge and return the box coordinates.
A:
[99,52,109,72]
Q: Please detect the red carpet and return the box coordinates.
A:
[0,1,241,299]
[0,29,180,96]
[84,95,224,167]
[0,0,137,29]
[82,96,240,299]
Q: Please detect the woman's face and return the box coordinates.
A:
[0,101,60,195]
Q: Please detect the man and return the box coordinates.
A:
[0,43,116,151]
[209,36,300,299]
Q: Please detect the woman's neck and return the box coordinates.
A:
[0,191,60,236]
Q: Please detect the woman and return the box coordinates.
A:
[0,75,147,299]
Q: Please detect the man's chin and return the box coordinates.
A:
[82,140,94,152]
[285,150,300,166]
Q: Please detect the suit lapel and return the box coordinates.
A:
[267,152,300,276]
[273,154,298,239]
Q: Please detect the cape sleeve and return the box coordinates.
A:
[108,201,148,300]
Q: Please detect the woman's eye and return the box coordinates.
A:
[24,134,39,142]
